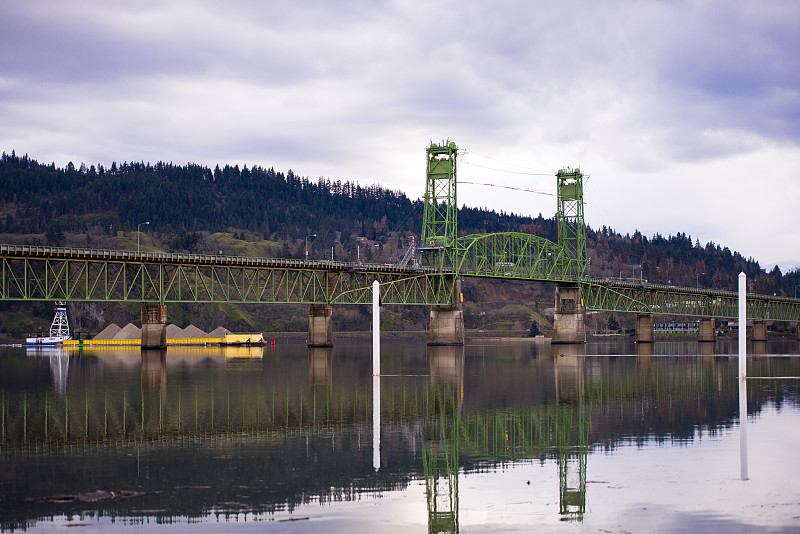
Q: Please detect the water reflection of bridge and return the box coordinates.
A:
[4,345,757,449]
[4,344,788,530]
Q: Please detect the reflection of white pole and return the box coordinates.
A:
[738,272,746,379]
[739,374,749,480]
[372,280,380,376]
[738,272,748,480]
[373,375,381,471]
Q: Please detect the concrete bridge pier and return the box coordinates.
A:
[428,308,464,345]
[308,305,333,347]
[552,284,585,344]
[698,318,716,343]
[751,320,767,342]
[635,314,654,343]
[141,304,167,349]
[428,278,464,346]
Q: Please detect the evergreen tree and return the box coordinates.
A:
[529,321,540,337]
[45,222,64,244]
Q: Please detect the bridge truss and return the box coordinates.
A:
[454,232,579,282]
[581,279,800,322]
[0,245,456,306]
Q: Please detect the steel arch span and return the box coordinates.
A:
[454,232,583,282]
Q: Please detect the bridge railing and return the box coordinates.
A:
[0,244,433,273]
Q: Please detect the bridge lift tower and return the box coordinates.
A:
[556,168,587,281]
[420,141,459,271]
[419,141,464,345]
[553,167,588,343]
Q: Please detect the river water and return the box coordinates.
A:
[1,337,799,533]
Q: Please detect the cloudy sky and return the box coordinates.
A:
[1,0,798,269]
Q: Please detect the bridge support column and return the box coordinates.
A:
[751,320,767,342]
[428,278,464,346]
[698,318,715,342]
[141,304,167,349]
[552,284,585,344]
[428,308,464,346]
[308,305,333,347]
[635,314,654,343]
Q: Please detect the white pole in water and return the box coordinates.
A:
[738,272,746,379]
[372,280,381,468]
[372,280,380,376]
[738,272,748,480]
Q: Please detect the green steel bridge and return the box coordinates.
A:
[1,140,798,322]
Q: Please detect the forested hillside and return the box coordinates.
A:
[0,151,540,260]
[0,150,796,337]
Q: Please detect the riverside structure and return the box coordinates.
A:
[1,141,799,347]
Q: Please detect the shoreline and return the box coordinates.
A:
[3,329,792,347]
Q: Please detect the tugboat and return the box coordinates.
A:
[25,302,72,345]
